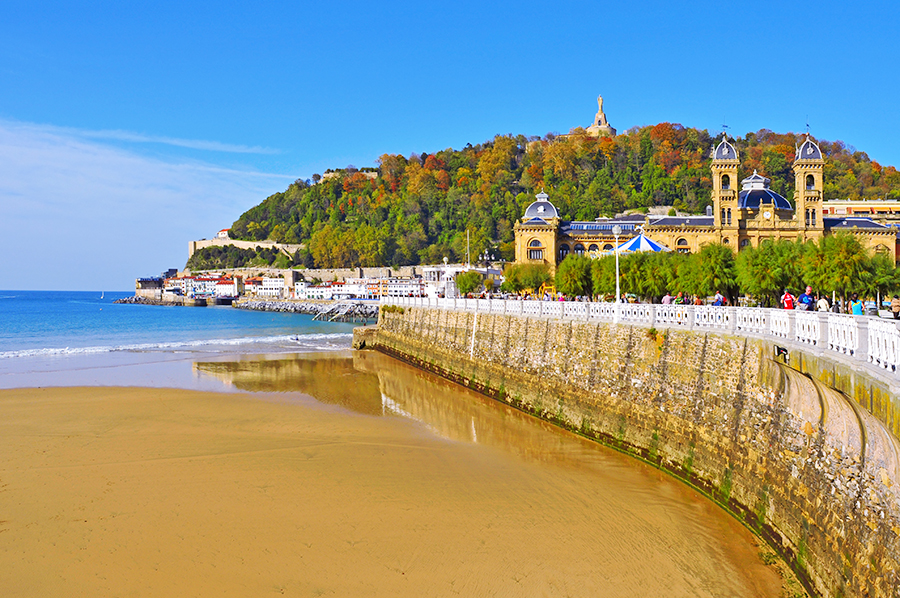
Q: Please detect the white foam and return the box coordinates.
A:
[0,333,354,359]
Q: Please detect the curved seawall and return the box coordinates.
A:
[357,307,900,598]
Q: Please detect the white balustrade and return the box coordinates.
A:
[377,296,900,378]
[522,301,541,317]
[868,319,900,371]
[588,302,615,321]
[542,302,563,318]
[769,311,791,338]
[621,303,654,325]
[563,302,588,319]
[794,311,821,346]
[655,304,691,328]
[828,314,859,356]
[693,306,733,330]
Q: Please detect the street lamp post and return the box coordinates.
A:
[442,256,450,298]
[612,225,622,324]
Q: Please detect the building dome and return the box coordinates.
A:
[737,170,792,210]
[522,191,560,221]
[713,139,738,160]
[796,136,823,161]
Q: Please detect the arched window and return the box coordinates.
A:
[558,244,569,260]
[529,239,542,247]
[723,237,730,244]
[588,244,599,251]
[574,244,585,255]
[740,239,751,249]
[806,174,815,190]
[676,238,690,254]
[721,174,731,190]
[726,208,732,225]
[528,239,543,261]
[603,244,614,251]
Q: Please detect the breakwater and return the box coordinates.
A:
[234,299,378,321]
[356,304,900,598]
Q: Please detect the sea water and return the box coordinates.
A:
[0,290,359,390]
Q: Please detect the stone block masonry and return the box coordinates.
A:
[357,308,900,598]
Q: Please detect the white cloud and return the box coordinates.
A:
[0,120,295,291]
[9,121,278,154]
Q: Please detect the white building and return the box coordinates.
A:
[305,283,336,300]
[335,279,372,299]
[215,277,243,298]
[259,277,286,298]
[378,277,426,298]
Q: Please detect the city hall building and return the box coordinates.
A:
[514,137,898,273]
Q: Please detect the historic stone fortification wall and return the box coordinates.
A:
[185,265,420,283]
[357,308,900,598]
[188,238,305,259]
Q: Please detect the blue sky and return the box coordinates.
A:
[2,0,898,290]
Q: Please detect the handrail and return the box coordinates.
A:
[380,297,897,378]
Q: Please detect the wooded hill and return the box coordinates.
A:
[205,124,900,271]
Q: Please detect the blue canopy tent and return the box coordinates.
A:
[613,233,671,254]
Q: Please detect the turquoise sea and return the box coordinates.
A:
[0,290,359,390]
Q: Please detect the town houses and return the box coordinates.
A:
[138,263,500,304]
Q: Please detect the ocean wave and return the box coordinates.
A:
[0,333,354,359]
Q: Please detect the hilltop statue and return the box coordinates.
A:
[587,94,616,137]
[594,95,607,126]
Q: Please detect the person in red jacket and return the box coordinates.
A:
[780,289,795,310]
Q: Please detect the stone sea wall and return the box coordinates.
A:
[357,308,900,598]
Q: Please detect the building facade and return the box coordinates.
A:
[514,137,898,272]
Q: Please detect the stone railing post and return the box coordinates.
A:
[856,315,870,361]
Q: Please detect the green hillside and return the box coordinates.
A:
[218,124,900,270]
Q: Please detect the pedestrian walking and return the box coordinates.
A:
[797,286,814,311]
[780,289,795,310]
[891,295,900,320]
[848,293,864,315]
[816,295,830,312]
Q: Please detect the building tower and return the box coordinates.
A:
[513,190,561,274]
[793,136,825,238]
[710,138,740,246]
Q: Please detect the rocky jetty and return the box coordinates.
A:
[114,296,168,306]
[234,300,379,321]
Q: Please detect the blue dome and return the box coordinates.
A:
[713,139,738,160]
[523,191,559,220]
[737,171,792,210]
[796,137,823,161]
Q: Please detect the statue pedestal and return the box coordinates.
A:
[587,124,616,137]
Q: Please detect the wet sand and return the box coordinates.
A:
[0,354,788,597]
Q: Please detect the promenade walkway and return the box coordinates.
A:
[382,297,900,390]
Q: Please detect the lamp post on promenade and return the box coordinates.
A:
[612,225,622,324]
[443,256,450,298]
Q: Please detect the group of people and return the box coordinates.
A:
[660,291,721,306]
[779,286,900,319]
[778,286,822,311]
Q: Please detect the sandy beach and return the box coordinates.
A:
[0,368,787,597]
